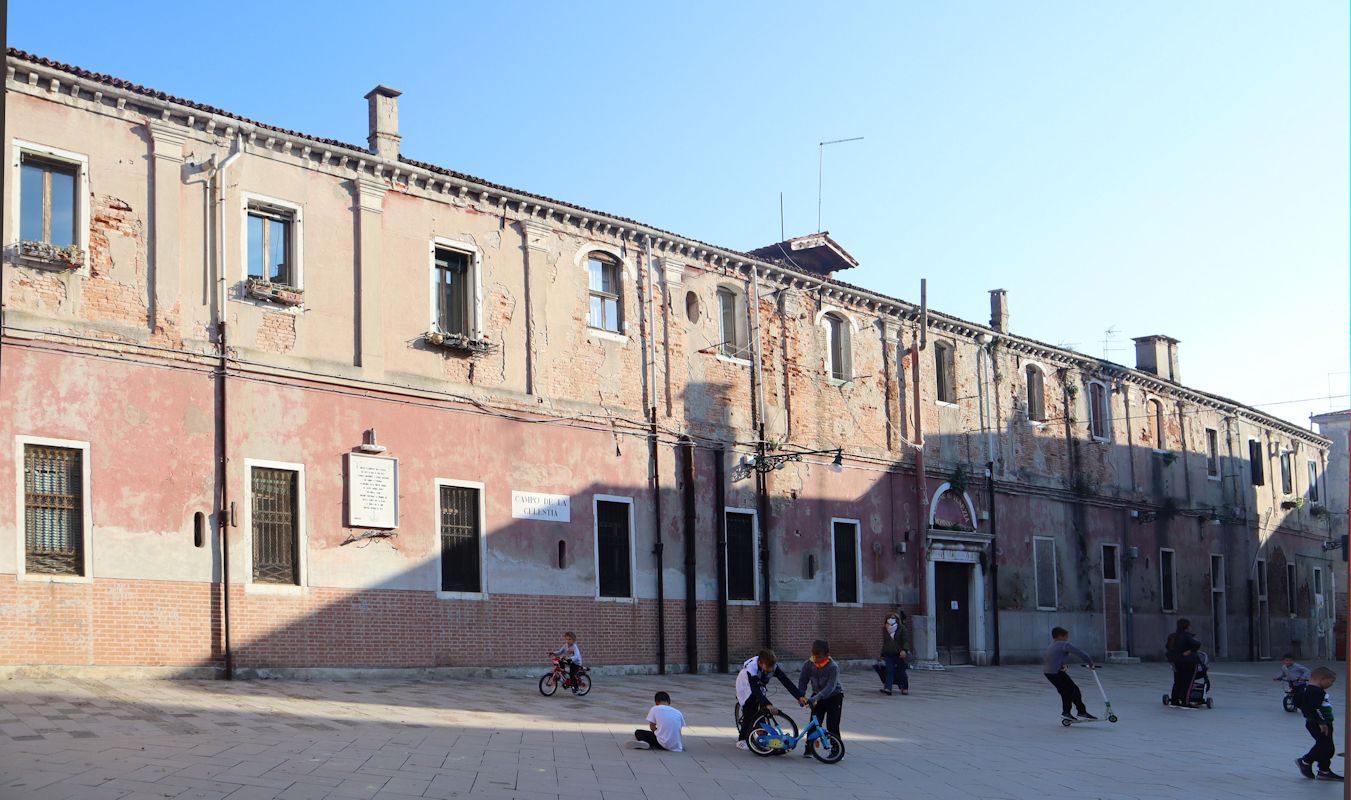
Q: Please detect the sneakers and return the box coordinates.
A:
[1061,713,1077,722]
[901,689,909,695]
[1296,758,1315,779]
[735,740,749,750]
[1317,770,1344,782]
[1078,711,1098,720]
[879,689,893,696]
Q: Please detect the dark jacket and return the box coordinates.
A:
[881,625,908,658]
[1166,631,1202,664]
[1298,685,1335,727]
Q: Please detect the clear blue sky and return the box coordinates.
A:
[10,1,1347,427]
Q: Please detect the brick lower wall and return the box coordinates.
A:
[1,574,900,670]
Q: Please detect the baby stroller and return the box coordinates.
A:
[1162,652,1213,709]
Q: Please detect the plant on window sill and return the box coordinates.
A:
[425,330,497,355]
[1280,497,1306,511]
[16,240,84,270]
[245,277,303,306]
[1309,503,1331,518]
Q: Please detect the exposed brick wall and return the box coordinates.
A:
[255,310,297,354]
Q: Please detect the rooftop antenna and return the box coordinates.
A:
[1101,325,1121,359]
[818,136,863,232]
[780,191,785,241]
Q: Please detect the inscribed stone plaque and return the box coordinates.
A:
[347,453,399,529]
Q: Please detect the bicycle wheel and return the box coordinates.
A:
[809,731,845,764]
[1283,694,1297,712]
[745,722,782,757]
[539,673,558,696]
[733,702,742,728]
[574,674,592,696]
[755,711,798,741]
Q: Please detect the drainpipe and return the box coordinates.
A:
[987,460,1000,665]
[641,240,666,675]
[715,447,729,672]
[913,281,929,656]
[681,436,698,674]
[749,265,772,649]
[212,134,243,680]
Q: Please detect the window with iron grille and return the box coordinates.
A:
[596,499,631,598]
[934,341,955,403]
[1025,365,1046,422]
[1249,439,1265,486]
[439,484,481,593]
[20,153,78,247]
[1034,536,1057,609]
[24,445,84,576]
[832,520,859,604]
[246,203,296,288]
[587,254,622,332]
[434,247,473,337]
[251,467,299,585]
[725,511,756,601]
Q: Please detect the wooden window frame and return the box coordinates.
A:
[10,140,90,266]
[823,312,851,383]
[934,341,956,405]
[240,192,304,294]
[716,286,749,361]
[586,253,624,334]
[1025,364,1046,422]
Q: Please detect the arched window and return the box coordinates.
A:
[824,312,851,381]
[586,252,622,332]
[716,286,748,358]
[1025,365,1046,422]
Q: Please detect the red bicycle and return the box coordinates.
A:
[539,656,591,696]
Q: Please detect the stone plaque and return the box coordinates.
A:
[511,491,570,523]
[347,453,399,529]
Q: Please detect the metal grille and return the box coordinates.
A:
[24,445,83,575]
[726,512,755,601]
[596,500,631,598]
[833,521,858,603]
[251,467,298,584]
[440,485,481,593]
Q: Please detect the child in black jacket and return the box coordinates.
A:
[1295,666,1341,781]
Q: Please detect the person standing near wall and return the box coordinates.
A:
[879,610,910,695]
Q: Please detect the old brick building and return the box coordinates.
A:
[1,49,1338,675]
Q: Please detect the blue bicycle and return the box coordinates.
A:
[746,705,845,764]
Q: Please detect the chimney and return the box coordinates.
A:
[364,85,402,160]
[989,289,1009,333]
[1132,335,1181,383]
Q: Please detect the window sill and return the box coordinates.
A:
[1206,475,1221,482]
[716,354,752,366]
[728,598,760,606]
[596,595,637,604]
[827,377,852,388]
[1027,419,1047,427]
[832,602,863,608]
[18,572,92,584]
[437,590,487,601]
[245,582,305,596]
[1036,606,1058,612]
[935,400,960,409]
[586,327,628,344]
[1092,436,1111,444]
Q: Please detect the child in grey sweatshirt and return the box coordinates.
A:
[797,639,846,744]
[1043,627,1096,721]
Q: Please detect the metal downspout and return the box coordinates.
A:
[214,136,242,679]
[988,461,1001,665]
[715,448,729,672]
[641,240,666,675]
[681,436,698,673]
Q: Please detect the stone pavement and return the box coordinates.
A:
[0,660,1345,800]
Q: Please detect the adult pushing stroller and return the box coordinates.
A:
[1163,651,1213,709]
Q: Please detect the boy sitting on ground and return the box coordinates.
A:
[633,691,686,752]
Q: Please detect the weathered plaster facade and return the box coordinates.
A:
[1,49,1338,674]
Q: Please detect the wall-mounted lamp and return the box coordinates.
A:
[733,448,844,482]
[359,428,387,454]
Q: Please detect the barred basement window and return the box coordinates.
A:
[24,445,84,576]
[1034,536,1057,610]
[251,467,299,585]
[439,484,482,593]
[596,499,632,598]
[725,510,756,601]
[832,519,860,604]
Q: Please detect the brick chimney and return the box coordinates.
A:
[364,85,402,160]
[1132,335,1181,383]
[989,289,1009,333]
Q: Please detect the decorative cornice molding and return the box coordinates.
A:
[355,177,385,213]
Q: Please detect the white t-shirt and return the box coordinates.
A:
[646,704,686,752]
[735,656,761,705]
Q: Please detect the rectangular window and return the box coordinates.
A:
[725,510,756,601]
[587,255,622,332]
[1101,544,1119,582]
[1210,555,1225,592]
[717,288,747,358]
[1256,559,1267,598]
[832,519,860,604]
[1088,383,1109,440]
[1249,439,1265,486]
[434,247,473,336]
[1160,549,1176,612]
[596,498,632,598]
[20,154,78,247]
[1314,567,1322,596]
[1287,563,1298,614]
[1025,366,1046,422]
[246,205,296,287]
[439,484,482,594]
[1205,429,1219,477]
[1308,461,1319,502]
[825,314,849,381]
[251,466,299,585]
[934,342,955,403]
[1034,536,1057,609]
[1280,452,1293,495]
[23,444,85,576]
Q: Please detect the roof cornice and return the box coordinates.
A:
[5,50,1330,451]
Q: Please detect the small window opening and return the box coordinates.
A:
[193,512,206,548]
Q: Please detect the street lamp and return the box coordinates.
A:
[732,448,843,482]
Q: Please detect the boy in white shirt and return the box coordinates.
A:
[633,691,685,751]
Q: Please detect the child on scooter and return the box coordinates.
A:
[1043,627,1096,722]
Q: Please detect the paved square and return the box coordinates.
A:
[0,661,1344,799]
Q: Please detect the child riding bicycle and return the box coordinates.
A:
[735,649,804,750]
[552,632,583,694]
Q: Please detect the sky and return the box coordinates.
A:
[8,1,1348,427]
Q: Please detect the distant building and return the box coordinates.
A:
[1,49,1337,675]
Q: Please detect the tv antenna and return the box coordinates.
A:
[818,136,863,232]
